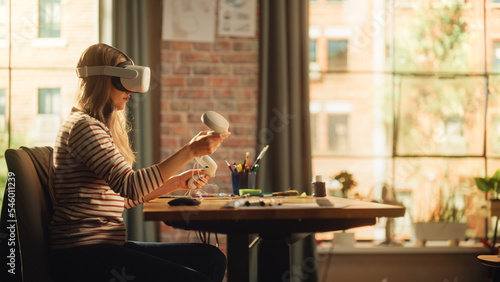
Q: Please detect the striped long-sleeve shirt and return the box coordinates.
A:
[49,108,164,249]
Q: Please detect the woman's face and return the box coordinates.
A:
[109,57,131,111]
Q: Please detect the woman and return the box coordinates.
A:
[49,43,230,282]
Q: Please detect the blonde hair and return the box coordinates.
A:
[75,43,136,165]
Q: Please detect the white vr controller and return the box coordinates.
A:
[187,111,229,189]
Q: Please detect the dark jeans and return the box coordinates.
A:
[51,241,226,282]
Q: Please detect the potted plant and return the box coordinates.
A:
[333,171,357,198]
[332,171,358,247]
[474,168,500,217]
[414,190,467,246]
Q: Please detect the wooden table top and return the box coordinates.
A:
[143,196,405,222]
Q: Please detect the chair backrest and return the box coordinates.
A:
[0,147,55,282]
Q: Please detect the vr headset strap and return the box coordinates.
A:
[76,66,138,79]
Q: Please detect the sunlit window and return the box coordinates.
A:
[0,0,99,206]
[310,0,500,242]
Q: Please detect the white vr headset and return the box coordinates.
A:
[76,61,150,93]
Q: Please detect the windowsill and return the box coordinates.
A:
[30,38,68,48]
[317,241,490,255]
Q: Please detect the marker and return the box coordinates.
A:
[252,164,259,172]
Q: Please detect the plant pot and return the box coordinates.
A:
[333,231,355,247]
[413,222,466,246]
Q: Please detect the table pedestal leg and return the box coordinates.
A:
[227,233,249,282]
[258,234,290,282]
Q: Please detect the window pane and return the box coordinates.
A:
[309,1,393,73]
[394,157,485,238]
[394,2,485,74]
[487,75,500,157]
[492,41,500,73]
[311,73,393,158]
[39,0,61,38]
[396,77,486,156]
[0,0,7,40]
[0,0,8,68]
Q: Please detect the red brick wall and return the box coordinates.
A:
[160,36,259,194]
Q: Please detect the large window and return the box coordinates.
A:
[0,0,98,208]
[310,0,500,242]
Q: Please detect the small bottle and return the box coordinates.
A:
[312,175,326,197]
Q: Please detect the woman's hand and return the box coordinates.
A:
[144,169,210,202]
[173,169,210,191]
[187,131,231,158]
[154,130,230,195]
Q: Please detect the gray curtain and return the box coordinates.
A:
[257,1,317,281]
[257,0,312,194]
[111,0,162,242]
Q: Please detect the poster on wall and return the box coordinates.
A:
[162,0,216,42]
[218,0,256,38]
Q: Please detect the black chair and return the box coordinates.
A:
[0,147,55,282]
